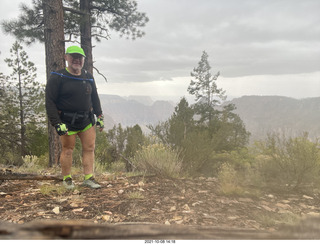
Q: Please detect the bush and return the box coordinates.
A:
[254,133,320,192]
[131,143,182,178]
[217,163,245,196]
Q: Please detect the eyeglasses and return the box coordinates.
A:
[68,54,84,60]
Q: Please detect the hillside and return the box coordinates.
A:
[99,94,320,141]
[99,94,174,130]
[229,96,320,142]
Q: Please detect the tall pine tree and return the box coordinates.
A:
[2,42,45,157]
[188,51,226,124]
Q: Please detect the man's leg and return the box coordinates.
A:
[60,134,76,177]
[78,126,101,189]
[78,126,96,175]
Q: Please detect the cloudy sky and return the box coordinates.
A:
[0,0,319,102]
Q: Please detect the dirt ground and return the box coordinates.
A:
[1,171,320,234]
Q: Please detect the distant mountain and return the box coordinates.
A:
[99,94,320,142]
[99,94,174,130]
[228,96,320,142]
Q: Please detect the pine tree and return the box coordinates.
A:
[188,51,226,123]
[3,41,45,157]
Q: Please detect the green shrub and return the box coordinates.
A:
[131,143,182,178]
[254,133,320,192]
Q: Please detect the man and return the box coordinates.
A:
[45,45,104,189]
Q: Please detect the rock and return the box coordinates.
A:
[303,195,314,200]
[118,189,124,194]
[72,208,84,212]
[182,204,190,211]
[261,205,274,212]
[276,203,291,209]
[280,200,290,204]
[102,215,112,222]
[192,201,202,207]
[175,220,184,224]
[70,202,79,208]
[238,198,254,203]
[227,216,239,220]
[306,212,320,217]
[169,206,176,212]
[52,207,60,215]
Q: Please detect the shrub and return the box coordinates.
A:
[131,143,182,178]
[254,133,320,192]
[217,163,245,196]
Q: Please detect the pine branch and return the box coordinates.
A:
[93,66,108,83]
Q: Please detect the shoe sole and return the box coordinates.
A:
[82,184,101,189]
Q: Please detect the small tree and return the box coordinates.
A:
[124,124,144,171]
[167,97,194,147]
[188,51,226,123]
[2,42,45,157]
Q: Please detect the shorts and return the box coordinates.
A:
[67,123,93,135]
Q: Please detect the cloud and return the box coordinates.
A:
[93,0,320,87]
[218,72,320,98]
[1,0,319,99]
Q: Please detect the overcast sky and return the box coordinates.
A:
[0,0,319,102]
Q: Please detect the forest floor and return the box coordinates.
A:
[1,169,320,234]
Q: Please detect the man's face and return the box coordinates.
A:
[65,53,85,72]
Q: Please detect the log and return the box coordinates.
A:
[0,220,271,240]
[0,173,61,181]
[2,217,320,240]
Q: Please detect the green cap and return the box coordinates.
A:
[66,46,86,57]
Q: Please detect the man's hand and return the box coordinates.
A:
[96,114,104,132]
[55,123,68,136]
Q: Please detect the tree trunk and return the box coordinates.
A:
[80,0,93,74]
[43,0,65,167]
[17,67,26,157]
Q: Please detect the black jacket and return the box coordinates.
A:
[45,68,102,127]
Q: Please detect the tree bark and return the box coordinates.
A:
[80,0,94,74]
[43,0,65,167]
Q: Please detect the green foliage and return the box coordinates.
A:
[179,129,212,175]
[188,51,225,106]
[95,129,111,166]
[26,123,48,157]
[217,163,245,196]
[0,42,45,163]
[253,133,320,192]
[1,1,44,44]
[147,53,250,177]
[149,96,250,177]
[106,124,145,171]
[132,143,182,178]
[19,154,50,173]
[2,0,149,44]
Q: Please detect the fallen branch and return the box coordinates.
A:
[0,173,61,181]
